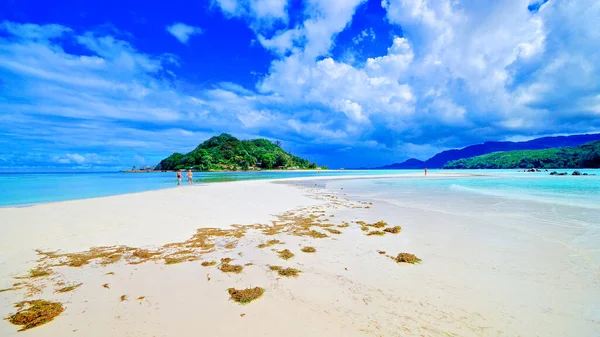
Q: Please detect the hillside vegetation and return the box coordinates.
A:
[443,141,600,169]
[155,133,321,171]
[376,133,600,169]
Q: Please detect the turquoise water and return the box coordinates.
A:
[1,169,598,207]
[324,169,600,210]
[0,170,418,206]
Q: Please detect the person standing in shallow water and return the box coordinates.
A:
[187,169,193,185]
[176,170,182,186]
[424,168,428,176]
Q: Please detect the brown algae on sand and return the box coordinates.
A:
[295,229,328,238]
[383,226,402,234]
[224,241,238,249]
[257,239,283,248]
[324,228,342,235]
[120,295,127,301]
[277,249,294,260]
[201,261,217,267]
[129,249,160,263]
[1,287,18,293]
[268,265,282,271]
[219,263,243,273]
[276,267,301,277]
[393,253,422,264]
[301,246,317,253]
[228,287,265,304]
[220,257,233,264]
[164,255,196,265]
[27,267,52,278]
[366,231,385,236]
[102,283,109,289]
[368,221,388,228]
[55,283,83,293]
[8,300,65,331]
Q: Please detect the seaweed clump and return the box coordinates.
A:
[383,226,402,234]
[219,263,243,273]
[277,249,294,260]
[268,266,301,277]
[298,230,328,238]
[301,246,316,253]
[55,283,83,293]
[257,239,282,248]
[277,268,301,277]
[28,267,52,278]
[201,261,217,267]
[8,300,65,331]
[393,253,422,264]
[368,221,388,228]
[324,228,342,235]
[227,287,265,304]
[164,256,195,265]
[366,231,385,236]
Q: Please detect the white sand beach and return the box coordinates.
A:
[0,175,598,337]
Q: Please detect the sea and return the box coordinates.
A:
[0,169,599,208]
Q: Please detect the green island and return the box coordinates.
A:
[154,133,325,171]
[443,141,600,169]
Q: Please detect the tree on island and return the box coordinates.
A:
[155,133,322,171]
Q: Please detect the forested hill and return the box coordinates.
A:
[443,141,600,169]
[375,133,600,169]
[155,133,321,171]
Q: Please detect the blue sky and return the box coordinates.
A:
[0,0,599,170]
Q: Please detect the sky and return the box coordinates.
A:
[0,0,599,170]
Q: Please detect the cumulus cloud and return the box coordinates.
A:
[2,0,600,169]
[166,22,203,44]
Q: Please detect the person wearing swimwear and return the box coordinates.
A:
[176,170,182,185]
[187,169,193,185]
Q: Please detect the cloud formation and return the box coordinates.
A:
[166,22,203,44]
[1,0,599,169]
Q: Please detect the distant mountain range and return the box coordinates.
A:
[444,140,600,169]
[374,133,600,169]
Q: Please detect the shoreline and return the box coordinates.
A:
[0,172,483,209]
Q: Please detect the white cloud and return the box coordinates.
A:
[2,0,600,169]
[352,28,376,44]
[365,37,413,80]
[166,22,203,44]
[212,0,289,30]
[0,20,71,40]
[52,153,111,165]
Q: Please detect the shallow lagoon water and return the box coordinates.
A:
[0,169,598,207]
